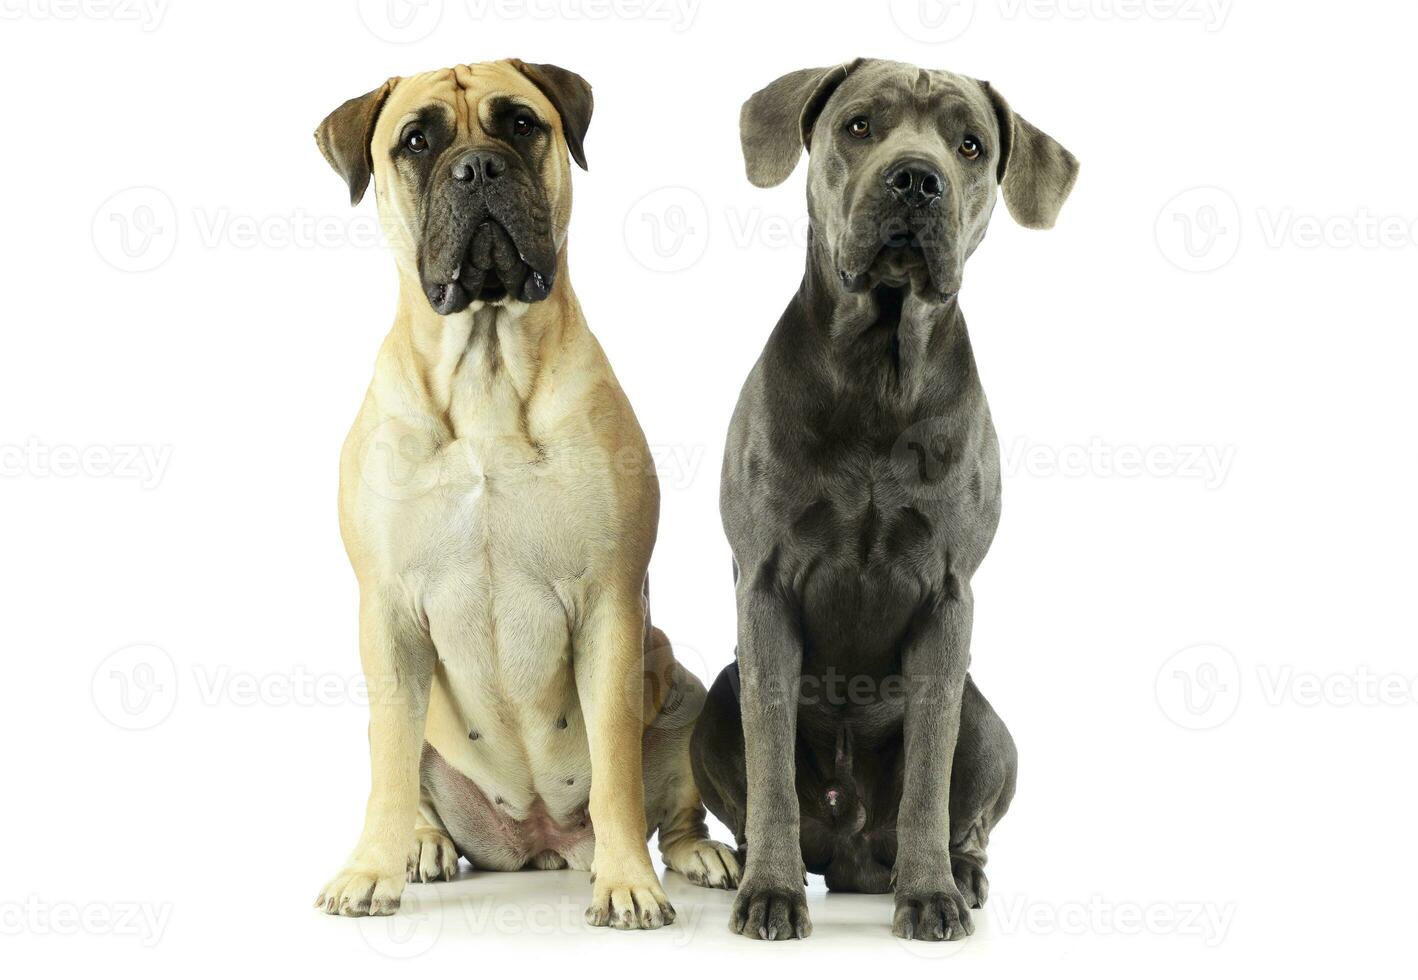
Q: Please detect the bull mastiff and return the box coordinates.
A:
[312,60,738,928]
[690,59,1078,940]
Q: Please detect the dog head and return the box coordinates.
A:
[741,59,1078,301]
[316,60,592,315]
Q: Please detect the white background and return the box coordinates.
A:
[2,0,1415,974]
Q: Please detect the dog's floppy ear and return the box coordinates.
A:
[315,79,397,206]
[981,82,1079,230]
[511,60,593,170]
[740,60,861,188]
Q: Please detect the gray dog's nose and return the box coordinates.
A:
[451,149,508,184]
[884,158,943,208]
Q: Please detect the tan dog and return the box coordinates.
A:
[311,60,738,929]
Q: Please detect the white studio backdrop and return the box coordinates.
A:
[1,0,1415,975]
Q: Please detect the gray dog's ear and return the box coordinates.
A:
[512,60,593,170]
[740,60,861,188]
[982,82,1079,230]
[315,79,397,206]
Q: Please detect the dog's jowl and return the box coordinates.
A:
[689,60,1078,941]
[311,61,737,928]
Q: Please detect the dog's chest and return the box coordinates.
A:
[352,330,618,822]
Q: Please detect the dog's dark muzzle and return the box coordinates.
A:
[837,164,961,300]
[419,146,558,316]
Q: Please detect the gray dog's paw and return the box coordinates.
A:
[730,878,811,940]
[952,861,989,910]
[892,886,974,941]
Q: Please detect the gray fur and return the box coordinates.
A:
[690,59,1076,941]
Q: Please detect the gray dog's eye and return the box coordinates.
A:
[959,135,982,160]
[406,131,429,153]
[847,116,871,139]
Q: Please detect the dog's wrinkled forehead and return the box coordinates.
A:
[374,63,554,157]
[815,61,997,151]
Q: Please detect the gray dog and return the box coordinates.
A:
[689,59,1078,942]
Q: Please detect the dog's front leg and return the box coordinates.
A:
[892,585,975,941]
[576,584,675,930]
[316,589,435,916]
[731,585,811,940]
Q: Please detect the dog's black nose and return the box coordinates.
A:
[884,159,944,208]
[451,149,508,184]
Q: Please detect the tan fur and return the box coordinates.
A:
[313,62,736,927]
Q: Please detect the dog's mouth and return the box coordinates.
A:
[422,217,555,317]
[837,213,960,302]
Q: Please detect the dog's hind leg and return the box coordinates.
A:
[688,662,749,856]
[947,675,1018,909]
[408,795,461,883]
[643,630,741,889]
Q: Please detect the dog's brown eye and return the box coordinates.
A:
[406,131,428,153]
[513,115,535,137]
[847,116,871,139]
[959,136,982,160]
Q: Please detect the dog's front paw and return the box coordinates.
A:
[892,883,973,941]
[407,827,460,883]
[730,876,811,940]
[315,866,406,917]
[585,859,675,930]
[668,838,741,889]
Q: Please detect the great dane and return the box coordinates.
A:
[312,60,737,928]
[690,59,1078,941]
